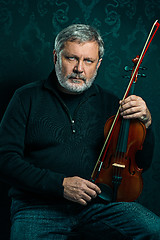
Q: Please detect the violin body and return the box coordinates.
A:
[92,116,146,202]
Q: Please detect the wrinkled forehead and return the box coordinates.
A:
[61,40,99,58]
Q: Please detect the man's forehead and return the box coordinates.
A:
[62,40,99,57]
[63,39,98,47]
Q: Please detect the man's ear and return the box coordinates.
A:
[53,50,57,64]
[97,58,102,70]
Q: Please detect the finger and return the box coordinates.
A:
[120,95,143,109]
[79,191,97,205]
[120,106,142,117]
[120,101,146,117]
[84,188,99,199]
[78,198,88,206]
[120,100,138,111]
[69,194,88,206]
[122,111,142,119]
[73,192,92,206]
[123,95,141,104]
[82,192,92,202]
[85,180,101,194]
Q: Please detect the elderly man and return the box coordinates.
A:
[0,24,159,239]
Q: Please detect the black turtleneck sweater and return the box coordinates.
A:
[0,70,155,202]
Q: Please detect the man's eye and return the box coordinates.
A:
[67,57,75,61]
[85,59,93,63]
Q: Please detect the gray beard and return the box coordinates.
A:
[55,61,97,93]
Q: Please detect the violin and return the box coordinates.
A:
[91,20,160,202]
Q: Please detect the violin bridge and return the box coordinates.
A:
[112,163,125,168]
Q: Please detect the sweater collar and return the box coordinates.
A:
[43,69,99,98]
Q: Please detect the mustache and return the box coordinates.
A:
[67,73,86,82]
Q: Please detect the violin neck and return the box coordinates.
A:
[116,81,136,153]
[116,119,130,153]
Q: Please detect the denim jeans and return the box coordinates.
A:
[10,198,160,240]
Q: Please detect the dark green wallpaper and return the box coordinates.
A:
[0,0,160,238]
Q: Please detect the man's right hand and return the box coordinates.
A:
[62,176,101,206]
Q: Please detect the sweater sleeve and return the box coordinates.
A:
[135,124,155,171]
[0,92,65,197]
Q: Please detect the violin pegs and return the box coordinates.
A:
[122,74,146,79]
[137,73,146,77]
[124,66,132,72]
[124,66,147,72]
[139,66,147,70]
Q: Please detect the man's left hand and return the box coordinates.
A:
[119,95,152,128]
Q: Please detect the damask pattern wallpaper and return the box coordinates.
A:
[0,0,160,238]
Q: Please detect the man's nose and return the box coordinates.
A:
[74,60,84,73]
